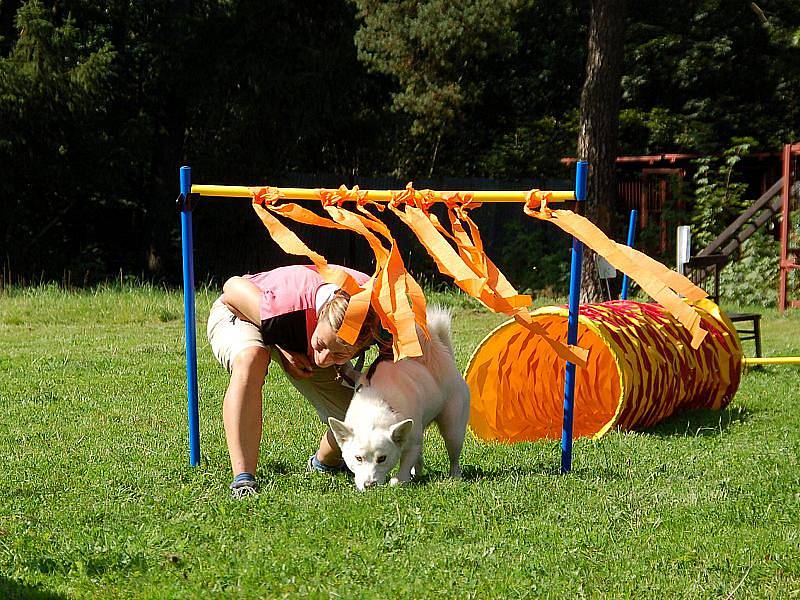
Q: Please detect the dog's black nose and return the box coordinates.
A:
[364,480,377,488]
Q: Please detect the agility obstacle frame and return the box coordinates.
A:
[178,163,589,472]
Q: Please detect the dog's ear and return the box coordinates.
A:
[389,419,414,446]
[328,417,353,445]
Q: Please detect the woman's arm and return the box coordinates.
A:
[273,345,314,379]
[221,276,262,325]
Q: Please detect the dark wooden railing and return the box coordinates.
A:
[698,177,785,258]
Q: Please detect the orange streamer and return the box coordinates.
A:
[388,184,590,367]
[250,186,426,360]
[525,191,709,348]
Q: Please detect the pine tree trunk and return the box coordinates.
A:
[577,0,626,303]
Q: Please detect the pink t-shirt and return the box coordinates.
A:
[243,264,370,355]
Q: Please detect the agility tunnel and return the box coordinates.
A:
[466,299,743,442]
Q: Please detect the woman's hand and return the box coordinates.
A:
[275,346,314,380]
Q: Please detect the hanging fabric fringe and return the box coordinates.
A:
[250,185,426,360]
[387,184,590,367]
[247,182,710,366]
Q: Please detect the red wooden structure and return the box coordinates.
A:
[565,147,797,311]
[779,143,800,314]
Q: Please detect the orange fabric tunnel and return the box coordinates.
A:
[466,299,743,442]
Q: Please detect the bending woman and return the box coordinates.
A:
[206,264,380,498]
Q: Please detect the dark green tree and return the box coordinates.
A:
[350,0,587,178]
[0,0,116,280]
[3,0,800,288]
[620,0,800,153]
[1,0,391,282]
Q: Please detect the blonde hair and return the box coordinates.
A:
[319,289,385,352]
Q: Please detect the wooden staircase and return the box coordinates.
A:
[696,177,784,261]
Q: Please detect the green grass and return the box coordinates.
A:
[1,284,799,599]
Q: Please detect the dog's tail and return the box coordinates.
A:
[426,305,452,345]
[424,305,455,356]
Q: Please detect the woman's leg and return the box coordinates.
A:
[269,349,354,469]
[316,428,343,466]
[223,346,271,476]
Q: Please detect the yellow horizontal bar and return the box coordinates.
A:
[190,184,576,204]
[192,185,253,198]
[743,357,800,365]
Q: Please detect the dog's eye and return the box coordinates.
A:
[355,456,363,462]
[376,456,386,464]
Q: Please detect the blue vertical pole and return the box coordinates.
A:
[180,166,201,466]
[620,209,638,300]
[561,160,588,474]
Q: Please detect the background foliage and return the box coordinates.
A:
[719,231,783,306]
[1,0,798,289]
[690,138,755,248]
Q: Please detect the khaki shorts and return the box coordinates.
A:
[206,298,354,423]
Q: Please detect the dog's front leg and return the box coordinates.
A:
[411,454,423,479]
[390,440,422,486]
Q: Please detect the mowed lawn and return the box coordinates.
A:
[1,285,798,599]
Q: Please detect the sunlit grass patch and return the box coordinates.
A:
[0,285,798,598]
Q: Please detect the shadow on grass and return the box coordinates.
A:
[462,462,633,481]
[458,460,557,481]
[644,404,752,438]
[407,405,750,484]
[0,577,69,600]
[260,457,293,475]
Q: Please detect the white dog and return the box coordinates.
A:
[328,307,470,491]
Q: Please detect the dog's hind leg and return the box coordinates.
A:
[436,383,470,478]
